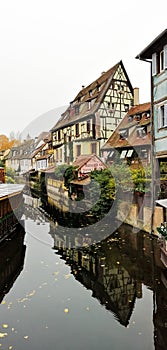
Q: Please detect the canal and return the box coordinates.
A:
[0,195,167,350]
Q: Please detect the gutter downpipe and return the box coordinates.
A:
[137,56,155,235]
[137,55,156,323]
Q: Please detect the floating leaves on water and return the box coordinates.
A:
[2,324,8,329]
[86,307,90,311]
[64,308,69,313]
[23,335,29,339]
[1,301,6,305]
[9,346,13,349]
[18,297,29,303]
[0,333,8,338]
[27,290,36,297]
[53,272,59,276]
[64,274,71,279]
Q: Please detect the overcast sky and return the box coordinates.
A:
[0,0,166,138]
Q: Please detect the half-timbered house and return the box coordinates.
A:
[51,61,134,164]
[101,102,151,167]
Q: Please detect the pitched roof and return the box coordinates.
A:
[136,29,167,60]
[72,154,106,170]
[102,102,151,150]
[51,61,133,131]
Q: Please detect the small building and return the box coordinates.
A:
[101,102,151,167]
[72,154,107,178]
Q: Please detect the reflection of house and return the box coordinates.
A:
[101,102,151,166]
[51,61,134,164]
[0,225,26,303]
[53,223,162,328]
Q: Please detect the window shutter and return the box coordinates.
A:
[157,107,162,129]
[152,53,157,76]
[164,45,167,69]
[164,104,167,126]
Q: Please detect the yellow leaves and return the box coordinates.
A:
[27,290,35,297]
[64,308,69,314]
[24,335,29,340]
[0,333,8,338]
[2,324,8,329]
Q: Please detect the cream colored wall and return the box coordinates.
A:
[117,200,164,235]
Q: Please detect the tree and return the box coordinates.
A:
[0,134,15,151]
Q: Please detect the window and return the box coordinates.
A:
[75,105,80,115]
[119,129,128,140]
[58,130,61,141]
[128,115,133,122]
[158,104,167,129]
[126,149,133,158]
[88,101,91,110]
[152,45,167,75]
[140,149,148,159]
[125,104,129,112]
[160,50,164,72]
[91,143,96,154]
[76,145,81,157]
[75,123,79,136]
[120,150,127,159]
[87,120,91,133]
[136,127,146,138]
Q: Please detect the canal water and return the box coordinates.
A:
[0,195,167,350]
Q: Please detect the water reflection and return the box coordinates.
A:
[50,221,167,349]
[5,194,167,350]
[0,224,26,303]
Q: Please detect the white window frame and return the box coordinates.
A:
[160,50,164,72]
[157,103,167,129]
[152,52,157,76]
[164,44,167,69]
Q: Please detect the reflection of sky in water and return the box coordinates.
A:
[0,211,163,350]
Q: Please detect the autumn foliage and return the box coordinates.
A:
[0,134,15,151]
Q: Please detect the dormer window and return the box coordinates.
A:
[75,105,80,115]
[135,114,141,121]
[119,129,128,140]
[128,115,133,122]
[88,101,91,110]
[97,84,100,92]
[143,112,150,119]
[136,126,146,138]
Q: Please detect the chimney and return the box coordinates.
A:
[133,87,139,106]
